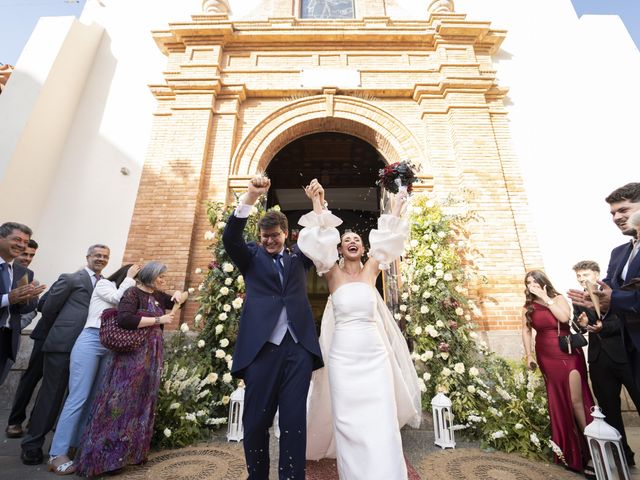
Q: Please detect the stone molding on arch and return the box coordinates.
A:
[229,95,431,182]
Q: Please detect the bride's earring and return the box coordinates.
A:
[338,254,345,269]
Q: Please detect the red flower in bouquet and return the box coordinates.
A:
[376,161,418,194]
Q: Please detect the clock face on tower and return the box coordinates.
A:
[301,0,355,19]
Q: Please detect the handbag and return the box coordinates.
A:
[557,318,587,354]
[99,307,149,353]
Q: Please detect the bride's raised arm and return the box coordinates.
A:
[364,191,409,275]
[297,179,342,276]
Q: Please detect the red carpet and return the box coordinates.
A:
[306,457,421,479]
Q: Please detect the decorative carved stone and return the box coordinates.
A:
[202,0,231,15]
[428,0,454,14]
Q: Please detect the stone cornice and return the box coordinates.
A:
[152,14,505,55]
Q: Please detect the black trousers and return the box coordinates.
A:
[242,333,314,480]
[0,327,14,383]
[20,351,70,451]
[590,352,640,459]
[8,339,45,426]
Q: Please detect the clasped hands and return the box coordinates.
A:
[9,282,47,305]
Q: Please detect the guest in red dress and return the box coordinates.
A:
[521,270,595,478]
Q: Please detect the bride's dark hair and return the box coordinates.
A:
[523,270,560,329]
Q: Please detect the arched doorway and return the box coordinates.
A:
[265,132,387,323]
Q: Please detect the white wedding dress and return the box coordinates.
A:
[298,211,422,480]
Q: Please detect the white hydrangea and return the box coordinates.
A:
[467,385,476,394]
[215,349,225,358]
[224,278,233,286]
[220,287,229,295]
[422,372,431,381]
[435,320,444,328]
[443,272,453,282]
[422,350,434,361]
[428,278,437,287]
[197,339,205,348]
[409,239,419,248]
[223,304,231,312]
[455,307,464,316]
[220,338,229,348]
[394,313,401,320]
[420,305,429,314]
[180,323,190,333]
[435,270,443,278]
[411,284,419,293]
[222,373,233,384]
[399,304,407,312]
[401,292,409,300]
[422,290,431,299]
[222,262,234,273]
[442,367,452,377]
[218,313,228,321]
[414,326,423,335]
[405,314,411,322]
[425,325,439,338]
[469,367,479,377]
[215,324,224,334]
[453,362,465,374]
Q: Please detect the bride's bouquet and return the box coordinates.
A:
[376,161,418,194]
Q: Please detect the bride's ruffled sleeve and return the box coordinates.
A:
[369,214,409,270]
[297,210,343,275]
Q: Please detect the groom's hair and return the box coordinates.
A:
[258,210,288,233]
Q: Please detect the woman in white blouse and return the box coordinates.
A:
[300,180,421,480]
[47,264,140,475]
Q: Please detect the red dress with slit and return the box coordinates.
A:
[532,302,594,472]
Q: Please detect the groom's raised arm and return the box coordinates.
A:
[222,176,271,272]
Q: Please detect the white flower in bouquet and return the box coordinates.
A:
[412,206,422,215]
[206,372,218,384]
[401,292,409,301]
[428,278,438,287]
[195,267,203,274]
[222,262,234,273]
[435,262,443,270]
[425,325,439,338]
[488,407,503,417]
[196,410,207,417]
[399,304,407,312]
[467,414,482,423]
[490,430,506,439]
[422,290,431,299]
[423,372,431,381]
[194,314,203,324]
[180,323,190,333]
[526,391,534,401]
[198,283,205,291]
[169,402,181,410]
[218,312,228,321]
[467,385,476,394]
[530,433,540,447]
[394,313,401,320]
[204,230,215,240]
[442,367,451,377]
[424,249,433,257]
[215,324,224,334]
[164,380,172,393]
[225,354,232,362]
[455,307,464,316]
[225,278,233,286]
[236,275,244,285]
[220,338,230,348]
[464,314,471,321]
[232,297,243,309]
[227,359,233,370]
[420,305,430,314]
[453,362,465,374]
[217,221,226,230]
[469,367,479,377]
[163,428,172,438]
[185,413,197,422]
[425,265,434,273]
[411,284,419,292]
[514,423,523,430]
[405,314,411,322]
[496,386,513,401]
[548,440,567,465]
[418,379,427,393]
[222,373,233,384]
[176,367,188,380]
[410,239,419,248]
[223,304,231,312]
[469,331,478,339]
[411,352,421,361]
[440,352,449,360]
[197,339,205,348]
[435,320,444,328]
[443,273,453,282]
[423,350,434,361]
[414,326,423,335]
[454,285,464,293]
[437,231,446,239]
[196,389,210,400]
[435,270,443,278]
[188,287,195,294]
[215,349,226,358]
[220,287,229,296]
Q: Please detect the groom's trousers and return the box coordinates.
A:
[242,332,313,480]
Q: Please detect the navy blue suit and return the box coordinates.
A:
[222,213,323,479]
[604,241,640,386]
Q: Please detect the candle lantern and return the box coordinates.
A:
[431,392,456,449]
[584,406,630,479]
[226,385,245,442]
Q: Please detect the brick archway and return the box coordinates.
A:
[230,94,430,177]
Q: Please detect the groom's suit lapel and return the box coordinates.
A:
[259,248,282,289]
[282,250,292,290]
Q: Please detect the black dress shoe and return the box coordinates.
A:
[21,448,43,465]
[5,424,23,438]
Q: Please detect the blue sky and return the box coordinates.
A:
[0,0,638,65]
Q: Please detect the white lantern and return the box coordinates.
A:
[226,385,245,442]
[431,392,455,449]
[583,406,630,479]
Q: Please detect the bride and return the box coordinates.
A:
[298,179,422,480]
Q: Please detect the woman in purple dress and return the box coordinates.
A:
[75,261,185,477]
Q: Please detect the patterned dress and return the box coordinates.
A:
[75,287,172,477]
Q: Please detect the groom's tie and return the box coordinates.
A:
[273,253,285,284]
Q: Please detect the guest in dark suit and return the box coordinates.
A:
[0,223,45,387]
[223,176,323,480]
[572,260,640,466]
[20,244,110,465]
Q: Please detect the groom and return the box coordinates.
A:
[222,176,323,479]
